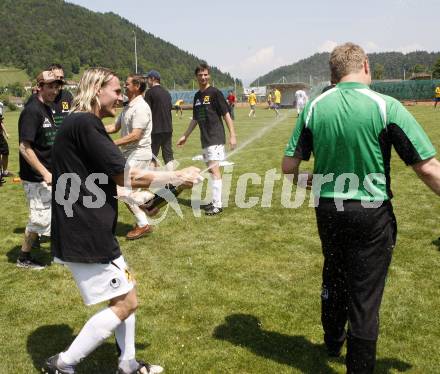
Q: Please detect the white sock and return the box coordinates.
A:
[211,179,222,208]
[60,308,121,366]
[165,160,177,171]
[115,313,136,361]
[131,204,149,227]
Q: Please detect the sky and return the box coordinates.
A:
[68,0,439,86]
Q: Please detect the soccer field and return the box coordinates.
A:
[0,106,439,373]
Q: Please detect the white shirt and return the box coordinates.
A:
[0,101,3,117]
[295,90,308,102]
[117,95,152,160]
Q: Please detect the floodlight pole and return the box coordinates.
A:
[133,30,138,74]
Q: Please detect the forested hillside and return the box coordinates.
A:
[0,0,238,88]
[252,51,440,85]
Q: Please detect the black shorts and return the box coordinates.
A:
[0,134,9,155]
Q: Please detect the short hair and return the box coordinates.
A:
[47,63,64,71]
[128,74,147,93]
[71,67,117,113]
[329,42,367,82]
[195,62,210,75]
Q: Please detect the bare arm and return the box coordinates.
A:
[223,112,237,150]
[112,166,201,189]
[177,119,198,146]
[105,121,121,134]
[19,141,52,184]
[281,156,313,188]
[412,157,440,195]
[0,121,8,138]
[114,128,143,147]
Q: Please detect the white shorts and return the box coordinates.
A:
[203,144,225,163]
[55,256,135,306]
[23,181,52,236]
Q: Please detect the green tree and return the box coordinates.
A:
[7,82,24,97]
[373,63,385,80]
[432,58,440,79]
[412,64,426,73]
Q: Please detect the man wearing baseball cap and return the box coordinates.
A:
[16,70,63,269]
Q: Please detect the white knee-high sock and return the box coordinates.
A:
[115,313,136,361]
[60,308,121,366]
[131,204,149,227]
[212,179,222,208]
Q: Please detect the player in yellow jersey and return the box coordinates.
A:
[248,90,257,118]
[434,86,440,108]
[174,99,184,118]
[273,88,281,116]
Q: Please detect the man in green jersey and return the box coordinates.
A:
[282,42,440,373]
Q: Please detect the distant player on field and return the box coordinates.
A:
[434,85,440,108]
[174,98,184,118]
[248,90,257,118]
[294,89,308,116]
[273,87,281,116]
[226,90,236,120]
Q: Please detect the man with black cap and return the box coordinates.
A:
[144,70,174,169]
[17,70,64,269]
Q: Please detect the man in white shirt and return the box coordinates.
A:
[106,74,154,240]
[294,89,308,116]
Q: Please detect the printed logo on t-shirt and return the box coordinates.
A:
[42,118,52,128]
[194,99,202,107]
[125,269,133,282]
[203,96,211,105]
[110,278,121,289]
[62,101,70,112]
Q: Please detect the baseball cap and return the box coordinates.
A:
[146,70,161,80]
[36,70,65,84]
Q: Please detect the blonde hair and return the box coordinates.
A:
[329,43,367,82]
[71,67,116,113]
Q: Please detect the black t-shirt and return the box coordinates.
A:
[52,90,74,127]
[192,86,228,148]
[26,90,74,128]
[18,98,56,182]
[144,85,173,134]
[51,112,126,263]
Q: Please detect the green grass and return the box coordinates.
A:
[0,67,30,86]
[1,106,440,373]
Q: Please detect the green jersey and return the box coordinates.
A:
[285,82,436,201]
